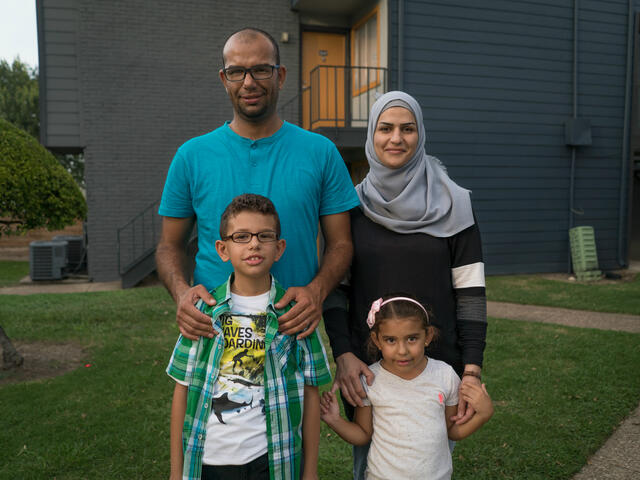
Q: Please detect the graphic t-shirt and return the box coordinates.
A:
[202,291,269,466]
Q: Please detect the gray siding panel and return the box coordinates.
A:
[47,112,80,125]
[46,78,81,89]
[43,19,77,31]
[43,54,78,66]
[43,31,77,43]
[38,0,81,148]
[398,0,630,274]
[43,0,77,11]
[47,100,79,113]
[45,89,79,102]
[46,124,82,137]
[44,44,78,55]
[45,65,80,78]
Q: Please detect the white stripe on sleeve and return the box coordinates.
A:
[451,262,485,289]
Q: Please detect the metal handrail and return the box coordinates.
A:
[116,199,161,274]
[307,65,388,129]
[277,65,388,130]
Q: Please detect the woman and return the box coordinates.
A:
[324,91,487,479]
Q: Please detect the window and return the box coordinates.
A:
[351,7,380,95]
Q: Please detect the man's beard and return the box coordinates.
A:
[236,90,278,122]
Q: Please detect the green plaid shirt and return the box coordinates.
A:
[167,275,332,480]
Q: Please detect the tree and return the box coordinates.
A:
[56,152,85,189]
[0,119,87,235]
[0,58,39,139]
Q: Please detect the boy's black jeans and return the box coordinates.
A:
[201,453,269,480]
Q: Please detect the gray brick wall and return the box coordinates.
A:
[74,0,300,281]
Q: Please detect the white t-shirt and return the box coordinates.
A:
[202,291,269,466]
[363,358,460,480]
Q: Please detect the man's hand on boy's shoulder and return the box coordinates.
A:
[275,284,322,340]
[175,284,216,340]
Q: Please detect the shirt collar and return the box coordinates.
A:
[216,273,281,313]
[222,121,288,146]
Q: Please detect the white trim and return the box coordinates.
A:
[451,262,485,289]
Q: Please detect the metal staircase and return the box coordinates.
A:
[117,200,161,288]
[116,200,198,289]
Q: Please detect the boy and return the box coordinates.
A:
[168,194,332,480]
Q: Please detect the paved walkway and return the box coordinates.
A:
[572,404,640,480]
[488,301,640,333]
[1,278,639,478]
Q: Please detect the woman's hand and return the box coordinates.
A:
[332,352,374,407]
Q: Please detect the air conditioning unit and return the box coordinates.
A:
[29,240,68,280]
[53,235,85,273]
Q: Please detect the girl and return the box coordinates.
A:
[320,295,493,480]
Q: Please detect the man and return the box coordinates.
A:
[157,28,359,340]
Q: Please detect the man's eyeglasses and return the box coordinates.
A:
[222,231,279,243]
[222,64,280,82]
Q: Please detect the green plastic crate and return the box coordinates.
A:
[569,226,600,274]
[576,270,602,282]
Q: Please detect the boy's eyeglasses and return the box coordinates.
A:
[222,231,279,243]
[222,64,280,82]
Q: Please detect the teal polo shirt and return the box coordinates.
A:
[159,121,360,290]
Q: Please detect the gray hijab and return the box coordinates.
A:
[356,91,474,237]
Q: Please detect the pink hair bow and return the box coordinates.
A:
[367,298,383,328]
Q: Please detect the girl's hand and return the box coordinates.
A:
[459,383,494,421]
[451,374,481,424]
[320,391,341,423]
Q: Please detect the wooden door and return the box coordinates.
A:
[302,31,346,129]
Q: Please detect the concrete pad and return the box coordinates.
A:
[488,301,640,334]
[573,405,640,479]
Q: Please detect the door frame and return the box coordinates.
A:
[299,25,351,128]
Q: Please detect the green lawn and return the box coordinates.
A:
[0,260,29,287]
[486,273,640,315]
[1,287,638,479]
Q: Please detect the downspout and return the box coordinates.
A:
[397,0,404,90]
[619,0,633,267]
[568,0,578,272]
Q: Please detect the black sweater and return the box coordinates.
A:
[324,207,487,376]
